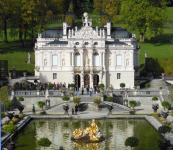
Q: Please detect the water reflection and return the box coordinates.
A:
[14,119,163,150]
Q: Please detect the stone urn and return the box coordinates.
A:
[152,104,159,112]
[6,143,17,150]
[7,112,15,121]
[161,111,169,119]
[157,140,170,150]
[18,106,24,114]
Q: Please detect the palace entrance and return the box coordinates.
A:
[84,74,90,88]
[75,75,80,87]
[93,74,99,87]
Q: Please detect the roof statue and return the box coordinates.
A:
[83,12,88,27]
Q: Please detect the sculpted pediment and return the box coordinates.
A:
[75,26,99,39]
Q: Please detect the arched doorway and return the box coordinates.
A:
[84,74,90,88]
[93,74,99,88]
[75,75,80,87]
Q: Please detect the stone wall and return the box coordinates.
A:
[12,96,62,109]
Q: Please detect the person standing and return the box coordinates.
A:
[74,87,76,95]
[75,104,78,115]
[68,83,70,91]
[32,104,35,114]
[90,87,93,97]
[82,86,84,95]
[72,108,74,115]
[87,85,89,95]
[96,86,98,97]
[57,82,59,90]
[76,85,79,95]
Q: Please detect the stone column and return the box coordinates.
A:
[71,73,75,83]
[99,52,102,66]
[48,52,52,66]
[81,72,84,87]
[113,52,116,66]
[89,51,93,67]
[9,72,12,80]
[27,52,31,64]
[72,52,74,66]
[104,71,106,88]
[90,73,93,88]
[80,51,84,67]
[103,52,105,70]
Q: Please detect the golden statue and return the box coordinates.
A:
[71,119,105,143]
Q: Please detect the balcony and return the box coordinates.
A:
[74,66,103,71]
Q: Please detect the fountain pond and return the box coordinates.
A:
[13,119,163,150]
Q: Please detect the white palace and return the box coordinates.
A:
[34,12,140,89]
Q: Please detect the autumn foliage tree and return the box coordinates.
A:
[93,0,103,13]
[100,15,109,27]
[0,86,9,112]
[120,0,168,42]
[65,16,73,26]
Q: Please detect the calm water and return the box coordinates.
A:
[14,119,163,150]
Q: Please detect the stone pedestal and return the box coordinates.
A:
[45,99,50,109]
[9,72,12,80]
[95,106,99,111]
[70,97,73,101]
[11,91,14,96]
[37,91,39,96]
[101,96,104,102]
[61,93,64,96]
[109,91,112,97]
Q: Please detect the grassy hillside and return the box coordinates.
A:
[0,8,173,75]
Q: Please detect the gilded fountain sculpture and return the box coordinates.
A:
[71,119,105,143]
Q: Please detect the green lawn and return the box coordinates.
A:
[0,8,173,75]
[167,7,173,19]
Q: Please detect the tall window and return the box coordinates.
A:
[53,73,57,79]
[93,53,99,66]
[117,73,121,79]
[116,55,121,66]
[75,52,81,66]
[52,55,57,66]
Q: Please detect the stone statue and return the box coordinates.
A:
[145,51,148,58]
[126,59,129,66]
[44,59,47,66]
[45,89,49,99]
[27,51,31,64]
[85,56,89,66]
[63,104,69,114]
[122,90,128,99]
[83,12,88,27]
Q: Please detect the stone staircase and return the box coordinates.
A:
[149,79,168,89]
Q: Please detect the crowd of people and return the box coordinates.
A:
[13,82,102,96]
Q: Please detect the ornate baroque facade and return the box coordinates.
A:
[34,12,140,89]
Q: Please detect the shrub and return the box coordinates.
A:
[108,87,113,90]
[65,16,73,26]
[19,114,23,118]
[162,101,171,109]
[152,97,158,101]
[12,118,18,122]
[9,121,13,124]
[18,97,24,101]
[137,80,140,84]
[129,101,137,108]
[93,97,102,104]
[70,83,75,87]
[1,112,5,118]
[158,125,171,142]
[73,96,81,104]
[23,83,29,89]
[120,83,125,88]
[145,83,150,88]
[38,101,45,110]
[5,101,14,111]
[99,83,104,88]
[48,83,54,89]
[62,96,69,101]
[70,91,74,95]
[107,97,113,101]
[125,137,139,149]
[3,124,18,143]
[37,137,52,149]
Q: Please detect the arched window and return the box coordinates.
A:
[93,52,99,66]
[52,55,57,66]
[75,52,81,66]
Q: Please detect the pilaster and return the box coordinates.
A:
[72,52,74,66]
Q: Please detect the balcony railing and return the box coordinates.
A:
[74,66,102,71]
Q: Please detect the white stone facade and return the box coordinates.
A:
[34,12,140,89]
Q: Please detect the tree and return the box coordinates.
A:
[162,101,171,110]
[38,101,45,110]
[158,125,171,142]
[168,85,173,110]
[5,101,14,111]
[93,0,103,13]
[0,86,9,112]
[120,0,167,41]
[0,0,13,43]
[125,137,139,149]
[106,0,121,17]
[37,137,52,150]
[129,101,137,110]
[4,124,18,143]
[65,16,73,26]
[100,15,109,27]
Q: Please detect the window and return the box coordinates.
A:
[117,73,121,79]
[93,53,99,66]
[53,73,57,79]
[116,55,121,66]
[52,55,57,66]
[75,52,80,66]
